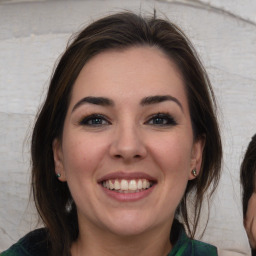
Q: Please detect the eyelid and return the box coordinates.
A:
[144,112,177,126]
[78,113,111,126]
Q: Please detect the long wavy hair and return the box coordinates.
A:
[31,12,222,256]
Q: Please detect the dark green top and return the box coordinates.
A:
[167,227,217,256]
[1,224,217,256]
[1,229,48,256]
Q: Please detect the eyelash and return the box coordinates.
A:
[79,114,110,126]
[78,113,177,127]
[145,113,177,126]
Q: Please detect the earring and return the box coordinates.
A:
[56,173,61,178]
[192,169,197,177]
[65,198,74,213]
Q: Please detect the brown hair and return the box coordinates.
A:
[31,12,222,255]
[241,134,256,218]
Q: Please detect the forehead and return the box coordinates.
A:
[70,46,188,107]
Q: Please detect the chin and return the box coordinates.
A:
[102,212,154,237]
[108,224,151,237]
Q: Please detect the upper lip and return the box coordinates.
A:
[97,171,157,183]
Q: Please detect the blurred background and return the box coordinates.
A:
[0,1,256,255]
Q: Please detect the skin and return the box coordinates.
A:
[245,192,256,249]
[53,46,205,256]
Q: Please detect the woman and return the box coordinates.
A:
[1,12,222,256]
[241,134,256,256]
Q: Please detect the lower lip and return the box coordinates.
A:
[100,185,155,202]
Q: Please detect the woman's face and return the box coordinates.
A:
[53,46,204,237]
[245,192,256,249]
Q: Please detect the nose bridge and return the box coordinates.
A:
[110,118,146,160]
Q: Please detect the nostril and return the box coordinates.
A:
[114,154,141,159]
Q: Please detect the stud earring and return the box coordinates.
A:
[192,169,197,177]
[56,173,61,178]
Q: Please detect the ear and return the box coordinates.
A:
[52,138,67,182]
[189,135,205,180]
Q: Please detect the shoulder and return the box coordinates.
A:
[1,228,49,256]
[168,237,217,256]
[190,239,218,255]
[168,221,218,256]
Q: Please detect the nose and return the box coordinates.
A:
[109,124,147,162]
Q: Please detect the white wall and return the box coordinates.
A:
[0,1,255,255]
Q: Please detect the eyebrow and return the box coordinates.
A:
[72,96,114,112]
[72,95,183,112]
[140,95,183,112]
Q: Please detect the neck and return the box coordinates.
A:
[71,221,173,256]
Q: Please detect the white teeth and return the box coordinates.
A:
[128,180,137,191]
[142,179,149,189]
[103,178,152,192]
[120,179,129,190]
[137,179,142,189]
[109,180,114,190]
[114,179,120,190]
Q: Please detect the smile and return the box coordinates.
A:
[102,179,153,193]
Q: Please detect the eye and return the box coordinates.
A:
[79,114,110,126]
[145,113,177,126]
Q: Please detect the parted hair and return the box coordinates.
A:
[31,12,222,256]
[241,134,256,218]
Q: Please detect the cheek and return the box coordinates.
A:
[62,133,108,178]
[149,133,193,173]
[246,193,256,218]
